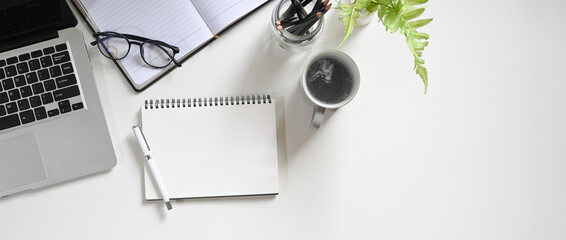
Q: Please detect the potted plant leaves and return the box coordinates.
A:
[337,0,432,93]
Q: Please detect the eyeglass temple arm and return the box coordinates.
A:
[91,33,180,51]
[90,35,111,46]
[122,34,180,52]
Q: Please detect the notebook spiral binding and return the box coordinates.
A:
[144,94,273,109]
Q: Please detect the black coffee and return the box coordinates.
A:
[306,57,353,104]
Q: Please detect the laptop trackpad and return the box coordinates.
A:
[0,133,47,192]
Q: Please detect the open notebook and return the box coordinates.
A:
[141,94,279,200]
[71,0,268,91]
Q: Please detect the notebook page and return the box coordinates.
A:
[77,0,214,85]
[141,97,279,199]
[191,0,267,34]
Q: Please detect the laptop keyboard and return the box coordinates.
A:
[0,43,84,132]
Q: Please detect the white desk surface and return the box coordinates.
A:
[2,1,566,239]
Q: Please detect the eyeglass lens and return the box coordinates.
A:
[141,41,175,68]
[96,33,176,68]
[97,33,129,60]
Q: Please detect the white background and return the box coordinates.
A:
[1,0,566,239]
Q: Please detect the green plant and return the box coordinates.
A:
[337,0,432,93]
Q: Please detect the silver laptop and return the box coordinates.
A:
[0,0,116,198]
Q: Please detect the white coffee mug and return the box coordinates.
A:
[300,50,360,129]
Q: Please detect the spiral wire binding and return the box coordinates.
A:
[144,94,273,109]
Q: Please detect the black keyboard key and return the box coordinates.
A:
[56,74,77,88]
[6,57,18,65]
[38,69,50,80]
[5,65,17,77]
[28,59,41,71]
[0,92,8,104]
[32,83,44,94]
[34,107,47,120]
[16,62,29,74]
[58,99,70,108]
[52,51,70,64]
[0,105,5,116]
[40,56,53,68]
[41,92,54,104]
[19,53,31,61]
[17,98,30,110]
[44,79,56,91]
[60,105,72,114]
[25,72,39,84]
[53,85,80,101]
[72,102,84,110]
[43,47,55,55]
[31,50,43,58]
[48,109,59,117]
[2,78,15,90]
[61,63,74,74]
[0,68,5,79]
[0,114,20,131]
[49,65,62,77]
[14,75,26,87]
[8,89,20,101]
[6,102,17,114]
[19,109,35,124]
[58,100,72,114]
[0,59,6,67]
[20,86,32,98]
[55,43,68,52]
[30,96,42,107]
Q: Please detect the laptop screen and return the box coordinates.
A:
[0,0,77,52]
[0,0,60,41]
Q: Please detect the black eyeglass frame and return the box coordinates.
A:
[90,31,182,68]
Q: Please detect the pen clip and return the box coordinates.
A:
[132,125,151,156]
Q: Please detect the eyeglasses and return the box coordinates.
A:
[90,31,182,68]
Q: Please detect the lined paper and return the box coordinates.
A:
[79,0,213,85]
[75,0,267,88]
[192,0,267,34]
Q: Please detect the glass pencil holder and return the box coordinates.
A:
[270,0,325,53]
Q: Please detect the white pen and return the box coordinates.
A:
[132,125,172,210]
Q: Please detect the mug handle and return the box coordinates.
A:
[310,106,326,129]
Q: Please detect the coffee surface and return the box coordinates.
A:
[306,57,353,104]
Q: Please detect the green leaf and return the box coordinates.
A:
[377,5,388,20]
[410,31,430,40]
[383,10,402,32]
[355,0,372,10]
[404,0,428,5]
[337,0,432,93]
[411,40,429,49]
[376,0,394,5]
[416,64,428,94]
[408,18,433,29]
[402,7,425,21]
[366,2,379,13]
[337,3,360,48]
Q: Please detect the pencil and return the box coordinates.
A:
[276,0,329,36]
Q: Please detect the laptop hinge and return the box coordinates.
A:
[0,30,59,53]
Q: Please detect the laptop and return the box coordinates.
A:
[0,0,116,198]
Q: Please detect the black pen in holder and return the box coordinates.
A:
[270,0,329,52]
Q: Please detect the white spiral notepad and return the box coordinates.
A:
[141,94,279,200]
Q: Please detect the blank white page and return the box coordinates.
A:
[191,0,268,34]
[77,0,214,85]
[141,96,279,200]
